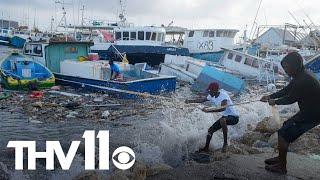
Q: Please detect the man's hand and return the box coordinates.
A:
[260,95,270,102]
[268,99,276,106]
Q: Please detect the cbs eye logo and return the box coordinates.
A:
[112,146,136,170]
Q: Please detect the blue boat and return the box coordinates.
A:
[192,65,246,94]
[29,41,177,98]
[10,35,27,49]
[0,52,55,90]
[305,54,320,79]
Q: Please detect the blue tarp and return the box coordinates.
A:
[192,65,246,94]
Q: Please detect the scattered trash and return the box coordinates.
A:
[63,102,81,109]
[48,90,81,97]
[102,111,110,119]
[0,92,10,100]
[93,97,104,103]
[32,102,43,108]
[84,104,122,108]
[29,91,44,99]
[66,111,78,118]
[51,86,61,91]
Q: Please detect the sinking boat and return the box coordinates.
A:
[0,52,55,90]
[24,41,176,98]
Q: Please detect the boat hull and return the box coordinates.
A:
[0,72,55,90]
[54,73,176,99]
[0,53,55,90]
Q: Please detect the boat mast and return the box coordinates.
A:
[118,0,127,26]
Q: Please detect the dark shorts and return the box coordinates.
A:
[278,112,320,143]
[208,116,239,134]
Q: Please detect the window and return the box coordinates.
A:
[209,31,215,37]
[244,58,253,66]
[157,33,162,41]
[252,60,259,68]
[138,31,144,40]
[130,32,136,40]
[146,32,151,40]
[203,30,209,37]
[123,31,129,40]
[235,55,242,62]
[227,53,234,60]
[3,30,8,34]
[151,32,157,41]
[188,31,194,37]
[115,32,122,40]
[216,30,223,37]
[33,45,42,56]
[24,44,32,54]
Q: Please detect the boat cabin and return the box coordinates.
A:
[113,26,166,46]
[184,29,238,54]
[23,42,49,65]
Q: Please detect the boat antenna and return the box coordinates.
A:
[249,0,263,40]
[119,0,127,24]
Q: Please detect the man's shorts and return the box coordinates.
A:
[278,111,319,143]
[208,116,239,134]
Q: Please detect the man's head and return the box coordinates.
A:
[109,60,114,65]
[281,52,304,77]
[207,82,220,97]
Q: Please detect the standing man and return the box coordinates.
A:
[185,82,239,153]
[109,60,123,81]
[261,52,320,174]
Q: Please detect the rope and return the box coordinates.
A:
[201,99,261,111]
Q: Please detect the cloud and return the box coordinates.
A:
[0,0,319,31]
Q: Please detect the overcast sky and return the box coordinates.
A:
[0,0,319,33]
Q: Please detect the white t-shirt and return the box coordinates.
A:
[207,90,239,117]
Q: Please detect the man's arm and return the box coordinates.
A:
[203,100,228,113]
[269,81,293,99]
[261,81,294,102]
[185,98,207,104]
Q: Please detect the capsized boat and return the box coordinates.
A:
[0,52,55,90]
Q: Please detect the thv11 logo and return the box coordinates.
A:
[7,130,135,170]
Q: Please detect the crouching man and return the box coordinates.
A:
[261,52,320,174]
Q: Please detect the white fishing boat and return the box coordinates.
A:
[183,29,239,63]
